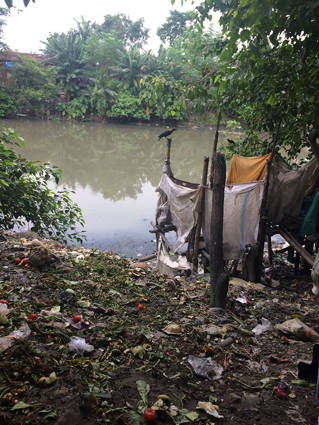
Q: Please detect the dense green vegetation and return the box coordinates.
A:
[0,128,85,242]
[177,0,319,162]
[0,1,318,163]
[0,11,225,123]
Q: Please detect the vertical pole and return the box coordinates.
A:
[255,123,281,281]
[210,152,228,308]
[163,138,173,177]
[193,156,209,272]
[210,111,222,187]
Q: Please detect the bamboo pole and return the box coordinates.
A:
[192,156,209,272]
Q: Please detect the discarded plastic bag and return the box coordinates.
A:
[68,336,94,354]
[9,322,31,339]
[252,318,273,336]
[187,355,223,379]
[197,401,223,418]
[275,318,319,342]
[0,323,31,353]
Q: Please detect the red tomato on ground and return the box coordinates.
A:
[22,258,29,264]
[27,313,38,321]
[73,315,82,323]
[15,257,21,264]
[137,304,145,310]
[143,408,158,423]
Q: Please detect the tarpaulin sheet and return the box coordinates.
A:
[156,173,200,252]
[202,182,265,260]
[267,158,319,224]
[226,153,271,184]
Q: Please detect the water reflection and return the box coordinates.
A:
[1,119,237,255]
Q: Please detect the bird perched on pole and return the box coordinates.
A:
[158,128,176,140]
[227,138,236,145]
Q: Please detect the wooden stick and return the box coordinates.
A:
[137,253,156,262]
[210,111,221,186]
[163,138,173,177]
[278,227,314,266]
[210,152,228,308]
[193,156,209,272]
[150,221,174,252]
[255,122,281,281]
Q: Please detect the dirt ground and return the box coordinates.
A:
[0,233,318,425]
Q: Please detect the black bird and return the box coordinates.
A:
[227,138,236,145]
[158,128,176,140]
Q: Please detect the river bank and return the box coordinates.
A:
[1,118,242,257]
[0,232,318,425]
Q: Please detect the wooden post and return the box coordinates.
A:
[210,152,228,308]
[210,111,221,186]
[255,123,281,282]
[192,156,209,272]
[163,138,173,177]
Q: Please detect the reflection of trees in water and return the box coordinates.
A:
[4,119,234,201]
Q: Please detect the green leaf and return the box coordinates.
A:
[136,380,149,407]
[291,379,315,387]
[128,410,144,425]
[11,401,34,411]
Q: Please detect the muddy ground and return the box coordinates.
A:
[0,233,318,425]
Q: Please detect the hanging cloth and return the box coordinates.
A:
[226,153,271,184]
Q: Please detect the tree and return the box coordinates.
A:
[43,30,89,100]
[177,0,319,162]
[0,128,85,242]
[157,10,194,45]
[98,14,149,49]
[0,7,8,51]
[9,56,59,116]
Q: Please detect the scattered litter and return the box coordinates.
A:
[201,324,227,336]
[0,323,31,353]
[236,295,251,304]
[163,323,183,335]
[0,303,11,315]
[196,401,223,418]
[68,336,94,354]
[252,317,273,336]
[275,318,319,341]
[188,355,223,379]
[276,381,289,399]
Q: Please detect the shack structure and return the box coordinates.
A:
[152,137,319,285]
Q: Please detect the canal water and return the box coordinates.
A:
[1,119,239,256]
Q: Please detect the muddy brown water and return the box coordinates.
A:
[1,119,241,256]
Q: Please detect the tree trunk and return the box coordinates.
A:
[210,152,228,308]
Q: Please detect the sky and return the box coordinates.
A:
[3,0,197,53]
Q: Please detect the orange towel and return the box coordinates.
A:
[226,153,271,184]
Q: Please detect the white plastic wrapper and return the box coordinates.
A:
[68,336,94,354]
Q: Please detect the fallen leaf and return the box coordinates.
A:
[163,324,183,335]
[39,371,57,385]
[11,401,34,411]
